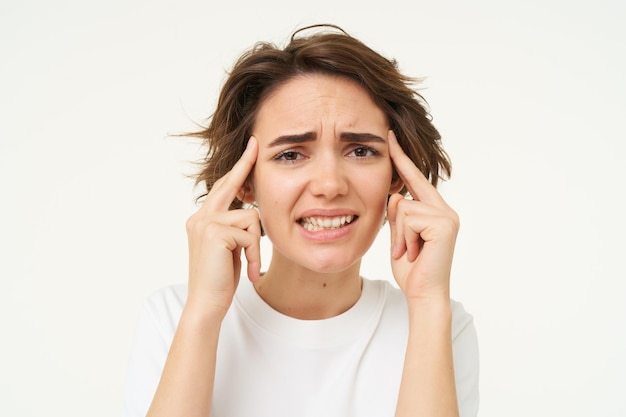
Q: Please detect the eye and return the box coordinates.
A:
[273,150,305,162]
[348,146,379,158]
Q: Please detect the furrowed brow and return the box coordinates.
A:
[268,132,317,147]
[339,132,386,144]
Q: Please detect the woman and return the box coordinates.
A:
[122,25,479,417]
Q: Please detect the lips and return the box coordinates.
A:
[298,215,357,232]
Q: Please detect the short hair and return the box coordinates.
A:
[188,24,451,209]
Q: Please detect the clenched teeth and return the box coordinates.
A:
[299,215,356,232]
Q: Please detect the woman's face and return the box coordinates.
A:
[249,74,400,273]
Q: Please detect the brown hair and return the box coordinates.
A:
[189,24,451,209]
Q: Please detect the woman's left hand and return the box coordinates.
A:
[386,131,460,302]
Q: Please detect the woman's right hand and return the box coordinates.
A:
[145,139,260,417]
[184,137,261,318]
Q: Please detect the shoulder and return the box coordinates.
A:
[450,298,475,340]
[143,283,187,307]
[365,279,475,339]
[138,284,188,337]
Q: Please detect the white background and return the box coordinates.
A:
[1,0,625,416]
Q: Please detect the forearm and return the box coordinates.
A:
[146,306,224,417]
[396,299,458,417]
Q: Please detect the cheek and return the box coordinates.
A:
[252,168,302,208]
[362,163,394,192]
[365,167,394,212]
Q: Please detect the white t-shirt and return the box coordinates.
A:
[122,278,479,417]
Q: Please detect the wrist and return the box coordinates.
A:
[405,290,450,309]
[405,296,452,325]
[182,297,230,325]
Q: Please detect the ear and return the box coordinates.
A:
[389,175,404,194]
[237,179,256,203]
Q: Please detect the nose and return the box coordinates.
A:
[308,153,349,199]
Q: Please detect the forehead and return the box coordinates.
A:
[253,74,387,132]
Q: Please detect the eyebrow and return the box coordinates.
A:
[267,131,385,147]
[268,132,316,147]
[339,132,386,144]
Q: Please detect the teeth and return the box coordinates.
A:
[300,215,355,232]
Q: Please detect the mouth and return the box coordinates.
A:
[298,215,358,232]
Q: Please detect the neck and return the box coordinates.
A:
[253,248,363,320]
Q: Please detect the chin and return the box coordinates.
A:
[298,251,362,275]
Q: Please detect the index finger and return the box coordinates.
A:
[203,136,258,211]
[388,130,444,205]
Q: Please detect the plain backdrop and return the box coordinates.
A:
[1,0,625,416]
